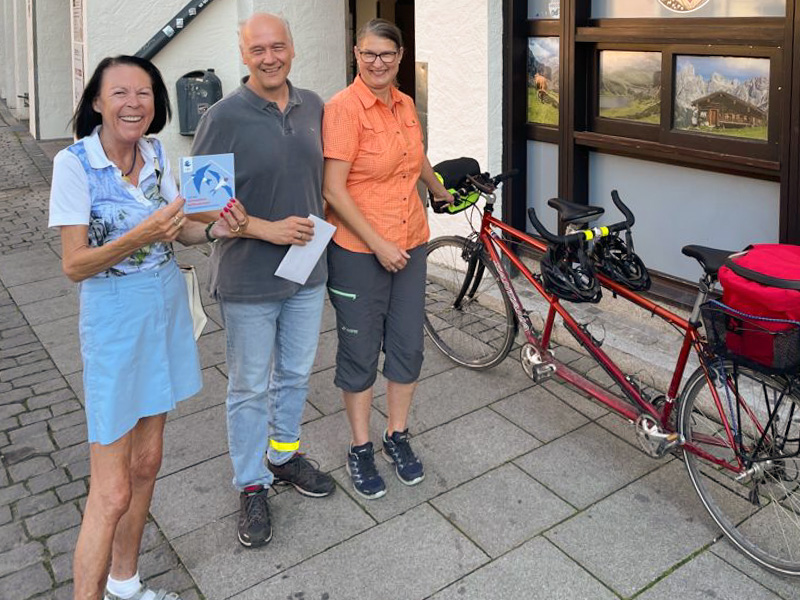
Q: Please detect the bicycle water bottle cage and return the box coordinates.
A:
[541,242,602,303]
[592,235,651,291]
[430,157,483,214]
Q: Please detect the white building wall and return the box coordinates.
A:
[418,0,503,238]
[486,1,503,178]
[3,0,15,104]
[77,0,346,168]
[0,0,6,100]
[24,0,34,134]
[12,0,28,119]
[246,0,347,102]
[416,0,490,170]
[82,0,240,169]
[28,0,71,139]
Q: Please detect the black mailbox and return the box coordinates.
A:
[176,69,222,136]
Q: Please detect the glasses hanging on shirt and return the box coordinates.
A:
[357,50,399,65]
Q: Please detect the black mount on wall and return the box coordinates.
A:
[135,0,217,60]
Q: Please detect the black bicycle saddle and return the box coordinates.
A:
[547,198,605,224]
[681,245,734,277]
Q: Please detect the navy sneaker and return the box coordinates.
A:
[346,442,386,500]
[382,429,425,485]
[237,485,272,548]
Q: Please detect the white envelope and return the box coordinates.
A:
[274,215,336,285]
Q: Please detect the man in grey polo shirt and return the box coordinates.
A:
[191,12,334,549]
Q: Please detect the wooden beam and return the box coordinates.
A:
[558,0,590,204]
[784,0,800,243]
[503,0,528,230]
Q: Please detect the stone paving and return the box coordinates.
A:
[0,101,798,600]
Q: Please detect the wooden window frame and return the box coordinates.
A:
[513,2,800,242]
[583,42,782,179]
[570,16,786,181]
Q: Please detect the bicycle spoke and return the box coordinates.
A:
[424,236,517,369]
[680,363,800,575]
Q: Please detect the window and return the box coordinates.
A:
[529,0,560,19]
[528,37,560,126]
[673,55,769,141]
[592,0,785,18]
[599,51,661,124]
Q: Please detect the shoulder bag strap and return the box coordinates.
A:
[724,257,800,291]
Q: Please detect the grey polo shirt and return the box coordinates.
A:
[191,80,327,302]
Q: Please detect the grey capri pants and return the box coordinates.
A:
[327,242,426,393]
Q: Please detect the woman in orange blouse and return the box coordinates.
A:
[323,19,452,500]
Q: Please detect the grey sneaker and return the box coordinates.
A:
[268,453,335,498]
[237,485,272,548]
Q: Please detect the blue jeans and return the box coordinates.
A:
[220,284,325,490]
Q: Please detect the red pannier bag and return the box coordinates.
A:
[715,244,800,372]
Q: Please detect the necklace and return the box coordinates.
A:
[121,144,138,180]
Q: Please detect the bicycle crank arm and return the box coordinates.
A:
[635,414,684,458]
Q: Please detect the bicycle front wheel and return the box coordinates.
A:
[678,362,800,576]
[424,236,517,370]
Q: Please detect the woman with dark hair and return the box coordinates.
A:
[322,19,452,500]
[48,55,246,600]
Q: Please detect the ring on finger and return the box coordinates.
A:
[173,215,184,227]
[230,223,241,233]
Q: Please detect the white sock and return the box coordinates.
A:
[105,572,155,600]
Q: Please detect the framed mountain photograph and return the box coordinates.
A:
[673,55,769,140]
[599,51,661,124]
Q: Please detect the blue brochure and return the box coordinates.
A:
[179,153,235,214]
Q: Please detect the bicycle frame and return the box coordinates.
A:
[472,201,743,472]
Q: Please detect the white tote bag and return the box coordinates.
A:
[180,265,207,340]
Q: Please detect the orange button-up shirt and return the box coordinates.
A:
[323,75,429,253]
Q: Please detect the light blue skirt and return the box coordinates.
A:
[79,259,202,445]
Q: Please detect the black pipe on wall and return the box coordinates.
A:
[135,0,217,60]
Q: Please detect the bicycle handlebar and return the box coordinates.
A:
[527,189,635,245]
[432,169,519,212]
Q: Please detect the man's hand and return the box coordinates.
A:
[265,216,315,246]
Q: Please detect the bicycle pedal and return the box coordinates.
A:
[520,344,556,383]
[635,414,683,458]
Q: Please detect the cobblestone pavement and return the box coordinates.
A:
[1,100,799,600]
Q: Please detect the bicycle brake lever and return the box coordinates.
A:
[466,174,495,195]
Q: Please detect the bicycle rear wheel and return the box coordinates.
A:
[424,236,517,370]
[678,362,800,576]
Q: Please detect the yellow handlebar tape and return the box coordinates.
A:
[579,226,611,241]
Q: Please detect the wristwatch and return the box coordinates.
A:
[205,221,218,243]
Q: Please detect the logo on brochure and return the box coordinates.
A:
[179,153,235,214]
[186,161,233,201]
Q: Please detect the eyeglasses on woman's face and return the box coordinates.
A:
[357,50,399,65]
